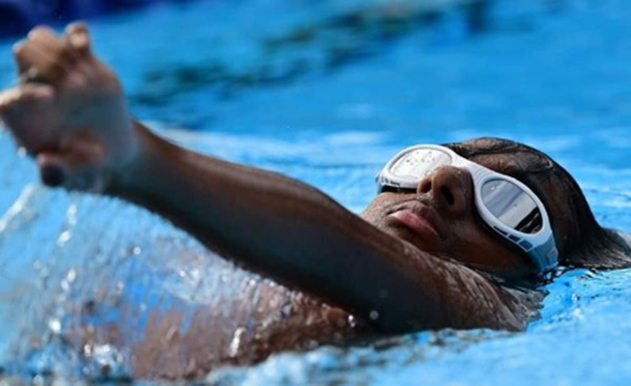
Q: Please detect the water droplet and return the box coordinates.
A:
[165,326,178,342]
[369,310,379,320]
[67,204,78,226]
[67,269,77,283]
[305,339,318,349]
[48,318,61,334]
[281,303,293,318]
[32,375,45,386]
[228,327,247,357]
[125,246,143,258]
[57,230,72,247]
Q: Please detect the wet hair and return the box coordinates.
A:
[444,137,631,270]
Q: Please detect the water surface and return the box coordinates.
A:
[0,0,629,384]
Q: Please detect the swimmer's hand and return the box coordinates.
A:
[0,24,139,191]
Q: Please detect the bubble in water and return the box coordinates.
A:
[125,246,143,258]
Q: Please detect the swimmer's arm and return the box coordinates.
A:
[108,121,525,333]
[0,24,524,333]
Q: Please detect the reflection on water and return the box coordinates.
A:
[126,0,572,129]
[133,0,488,106]
[0,0,630,384]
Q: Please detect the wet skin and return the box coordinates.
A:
[0,25,575,379]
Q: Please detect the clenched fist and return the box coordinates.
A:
[0,23,140,192]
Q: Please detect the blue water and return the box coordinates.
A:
[0,0,630,384]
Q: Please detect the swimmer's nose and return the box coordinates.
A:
[417,166,473,216]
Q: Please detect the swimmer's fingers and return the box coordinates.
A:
[0,84,59,154]
[64,22,92,56]
[36,135,106,191]
[13,27,75,85]
[28,26,74,63]
[0,84,55,124]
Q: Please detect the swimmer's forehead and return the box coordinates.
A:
[449,138,555,176]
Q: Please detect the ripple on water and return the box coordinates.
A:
[0,0,630,384]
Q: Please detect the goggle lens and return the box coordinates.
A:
[389,149,452,181]
[377,145,557,271]
[481,180,542,234]
[385,148,544,235]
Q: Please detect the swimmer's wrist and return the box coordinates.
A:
[106,120,152,196]
[106,120,177,199]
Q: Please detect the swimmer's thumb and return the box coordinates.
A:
[36,136,106,191]
[37,153,66,187]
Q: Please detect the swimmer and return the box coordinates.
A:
[0,24,630,379]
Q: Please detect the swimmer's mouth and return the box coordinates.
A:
[387,203,444,240]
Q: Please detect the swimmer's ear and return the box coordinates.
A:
[64,22,91,54]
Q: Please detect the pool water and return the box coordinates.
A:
[0,0,630,384]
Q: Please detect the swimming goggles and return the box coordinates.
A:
[375,144,558,272]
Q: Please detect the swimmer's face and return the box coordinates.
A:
[362,138,573,278]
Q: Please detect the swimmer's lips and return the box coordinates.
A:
[388,204,444,241]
